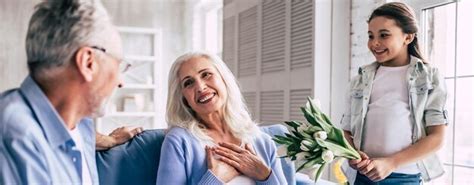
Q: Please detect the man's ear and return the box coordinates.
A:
[405,33,415,45]
[74,47,97,82]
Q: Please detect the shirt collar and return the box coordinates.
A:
[19,76,73,149]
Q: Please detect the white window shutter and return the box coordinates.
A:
[261,0,285,73]
[238,6,258,77]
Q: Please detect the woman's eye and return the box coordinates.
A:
[202,72,212,79]
[183,80,193,88]
[368,35,374,40]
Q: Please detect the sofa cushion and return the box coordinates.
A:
[96,125,295,185]
[96,129,165,185]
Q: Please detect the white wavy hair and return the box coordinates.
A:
[166,51,259,144]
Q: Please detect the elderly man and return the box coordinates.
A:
[0,0,127,184]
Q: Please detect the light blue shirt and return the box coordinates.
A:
[156,127,287,185]
[0,76,98,185]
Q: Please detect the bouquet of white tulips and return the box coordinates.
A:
[273,97,360,182]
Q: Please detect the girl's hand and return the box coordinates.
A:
[206,146,240,182]
[361,157,397,181]
[214,142,272,181]
[349,150,371,171]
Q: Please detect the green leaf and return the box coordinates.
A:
[305,97,334,133]
[272,138,284,145]
[284,133,301,142]
[307,126,323,133]
[321,112,334,127]
[314,114,333,134]
[314,138,327,148]
[301,107,319,126]
[285,121,301,128]
[326,129,360,159]
[305,97,321,117]
[296,157,324,172]
[273,135,293,145]
[302,107,332,133]
[299,130,313,139]
[327,128,349,148]
[291,130,305,139]
[306,150,322,160]
[313,162,327,182]
[323,140,360,159]
[288,145,303,155]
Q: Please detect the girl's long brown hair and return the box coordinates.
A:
[369,2,426,63]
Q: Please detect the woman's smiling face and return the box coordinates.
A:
[178,56,228,117]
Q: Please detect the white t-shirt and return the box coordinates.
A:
[363,64,419,174]
[227,176,256,185]
[69,127,93,185]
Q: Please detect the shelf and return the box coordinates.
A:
[96,26,164,133]
[125,55,157,62]
[104,112,156,117]
[121,84,155,89]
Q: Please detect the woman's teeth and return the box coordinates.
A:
[198,93,215,103]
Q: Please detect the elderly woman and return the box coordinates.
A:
[156,52,286,184]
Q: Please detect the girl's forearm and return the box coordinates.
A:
[390,125,445,168]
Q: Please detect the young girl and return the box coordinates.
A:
[340,2,448,184]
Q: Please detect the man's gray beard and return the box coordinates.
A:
[91,88,116,118]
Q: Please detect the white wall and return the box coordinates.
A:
[349,0,387,76]
[0,0,39,91]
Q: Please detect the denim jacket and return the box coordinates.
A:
[340,56,448,181]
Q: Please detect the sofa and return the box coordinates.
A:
[96,124,318,185]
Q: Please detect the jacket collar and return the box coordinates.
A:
[358,55,425,75]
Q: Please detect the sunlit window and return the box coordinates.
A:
[423,1,474,184]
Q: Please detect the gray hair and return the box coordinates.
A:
[26,0,111,78]
[166,51,259,144]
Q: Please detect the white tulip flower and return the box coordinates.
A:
[295,152,311,161]
[300,144,310,151]
[297,123,309,133]
[300,140,312,151]
[277,145,288,157]
[322,150,334,163]
[313,131,328,140]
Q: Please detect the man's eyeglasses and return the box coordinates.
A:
[91,46,131,73]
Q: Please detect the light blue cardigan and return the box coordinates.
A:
[155,127,287,185]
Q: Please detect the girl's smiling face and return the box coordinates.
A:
[368,16,414,66]
[178,57,227,117]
